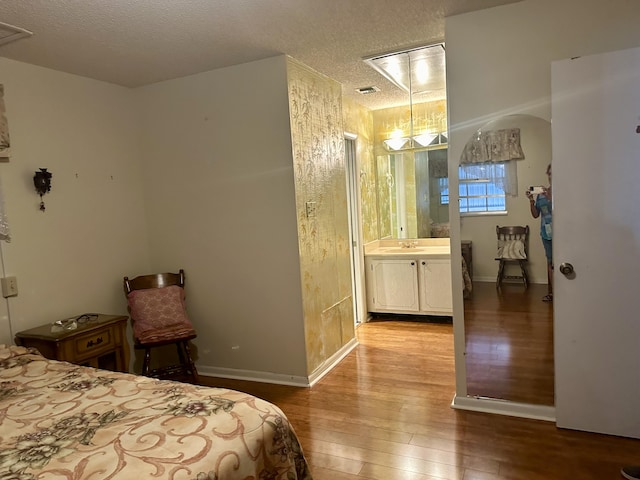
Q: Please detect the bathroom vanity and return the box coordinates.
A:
[364,239,453,316]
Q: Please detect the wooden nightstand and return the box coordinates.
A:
[15,314,129,373]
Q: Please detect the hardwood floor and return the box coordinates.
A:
[464,281,554,405]
[201,319,640,479]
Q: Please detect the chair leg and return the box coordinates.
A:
[176,342,186,366]
[181,341,199,384]
[142,348,152,376]
[520,260,529,289]
[496,260,505,290]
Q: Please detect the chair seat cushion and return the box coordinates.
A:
[497,239,527,259]
[135,325,196,345]
[127,285,194,343]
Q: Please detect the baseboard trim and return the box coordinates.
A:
[196,337,359,388]
[451,394,556,422]
[196,365,310,387]
[308,338,359,387]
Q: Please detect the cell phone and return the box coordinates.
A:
[528,186,545,195]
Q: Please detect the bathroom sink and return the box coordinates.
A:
[383,247,425,253]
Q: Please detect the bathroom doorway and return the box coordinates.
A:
[345,134,367,326]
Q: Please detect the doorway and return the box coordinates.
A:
[457,114,555,408]
[345,134,366,326]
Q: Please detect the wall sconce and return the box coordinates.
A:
[383,137,410,151]
[33,168,52,212]
[383,131,448,151]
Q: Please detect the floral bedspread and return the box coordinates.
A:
[0,345,313,480]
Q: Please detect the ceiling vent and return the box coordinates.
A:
[356,86,380,95]
[0,21,33,47]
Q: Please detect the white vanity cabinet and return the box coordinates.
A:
[418,258,453,314]
[364,245,453,316]
[366,258,420,312]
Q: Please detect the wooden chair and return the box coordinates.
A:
[495,225,530,290]
[123,269,199,383]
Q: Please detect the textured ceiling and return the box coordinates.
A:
[0,0,520,110]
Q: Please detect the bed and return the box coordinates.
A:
[0,345,313,480]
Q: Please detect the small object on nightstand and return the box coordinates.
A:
[15,314,129,372]
[51,317,78,332]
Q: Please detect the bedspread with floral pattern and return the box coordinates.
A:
[0,345,312,480]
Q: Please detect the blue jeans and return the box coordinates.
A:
[542,238,552,264]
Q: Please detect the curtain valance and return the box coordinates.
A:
[460,128,525,164]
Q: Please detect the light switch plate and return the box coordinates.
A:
[1,276,18,297]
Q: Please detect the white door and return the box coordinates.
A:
[418,259,453,314]
[552,46,640,438]
[366,258,419,312]
[345,136,366,325]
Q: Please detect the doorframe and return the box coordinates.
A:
[344,132,367,326]
[448,118,556,422]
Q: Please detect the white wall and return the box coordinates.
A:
[446,0,640,405]
[0,58,150,345]
[136,55,308,380]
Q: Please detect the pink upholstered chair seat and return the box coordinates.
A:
[126,285,195,344]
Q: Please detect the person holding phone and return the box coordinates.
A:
[526,163,553,302]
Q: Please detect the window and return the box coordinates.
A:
[439,162,508,214]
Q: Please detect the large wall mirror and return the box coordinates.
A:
[371,99,450,240]
[375,145,449,239]
[461,114,554,406]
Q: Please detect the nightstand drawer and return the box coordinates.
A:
[74,327,114,358]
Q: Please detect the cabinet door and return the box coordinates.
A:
[418,259,453,314]
[366,259,419,312]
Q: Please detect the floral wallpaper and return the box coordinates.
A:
[286,58,354,375]
[342,97,377,245]
[282,65,448,373]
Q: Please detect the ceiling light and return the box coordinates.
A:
[364,43,445,95]
[0,22,33,47]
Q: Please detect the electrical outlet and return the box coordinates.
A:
[1,276,18,297]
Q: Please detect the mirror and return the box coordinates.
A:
[375,146,449,239]
[461,114,554,406]
[368,88,449,240]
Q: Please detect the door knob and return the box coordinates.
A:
[559,262,574,276]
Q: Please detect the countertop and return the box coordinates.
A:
[365,245,451,259]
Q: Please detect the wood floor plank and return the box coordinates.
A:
[464,282,554,405]
[201,313,640,479]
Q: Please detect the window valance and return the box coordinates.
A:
[460,128,525,164]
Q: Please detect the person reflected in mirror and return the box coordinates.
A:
[526,163,553,302]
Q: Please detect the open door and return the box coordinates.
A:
[552,46,640,438]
